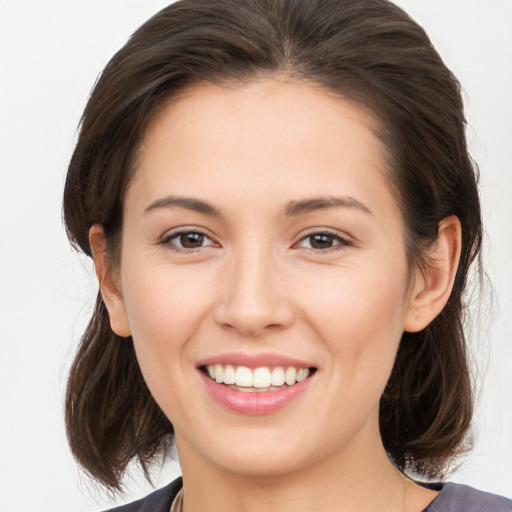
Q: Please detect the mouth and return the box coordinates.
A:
[200,364,317,393]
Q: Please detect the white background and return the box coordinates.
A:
[0,1,511,510]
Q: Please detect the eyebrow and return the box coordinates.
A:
[143,194,372,217]
[283,196,373,216]
[144,196,222,216]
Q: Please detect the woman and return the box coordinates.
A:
[63,0,511,510]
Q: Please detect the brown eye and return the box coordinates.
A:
[308,234,336,249]
[179,232,205,248]
[296,232,351,251]
[162,230,215,251]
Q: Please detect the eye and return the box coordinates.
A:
[161,229,216,251]
[296,232,351,251]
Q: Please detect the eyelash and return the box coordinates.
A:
[294,231,352,252]
[160,228,216,253]
[159,228,352,253]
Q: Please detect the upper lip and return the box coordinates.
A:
[196,352,316,370]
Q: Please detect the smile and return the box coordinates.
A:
[199,358,317,415]
[204,364,312,392]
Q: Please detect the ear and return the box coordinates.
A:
[403,215,462,333]
[89,225,131,337]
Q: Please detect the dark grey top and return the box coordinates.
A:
[424,482,512,512]
[105,477,512,512]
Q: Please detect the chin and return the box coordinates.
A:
[216,450,307,479]
[201,427,330,479]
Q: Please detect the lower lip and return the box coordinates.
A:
[200,371,313,415]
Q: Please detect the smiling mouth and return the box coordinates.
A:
[201,364,317,392]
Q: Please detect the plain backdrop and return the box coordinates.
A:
[0,1,511,510]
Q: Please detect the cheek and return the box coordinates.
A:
[300,263,408,383]
[119,263,217,398]
[302,261,408,335]
[122,260,215,338]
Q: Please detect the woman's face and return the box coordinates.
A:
[108,79,423,477]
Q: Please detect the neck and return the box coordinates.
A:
[176,429,406,512]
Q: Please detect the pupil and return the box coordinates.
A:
[181,232,204,248]
[310,234,333,249]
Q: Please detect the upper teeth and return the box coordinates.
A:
[206,364,310,388]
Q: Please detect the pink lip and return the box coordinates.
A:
[197,352,315,369]
[200,371,314,415]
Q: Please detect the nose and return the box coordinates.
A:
[213,245,295,337]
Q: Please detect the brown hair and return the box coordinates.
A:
[64,0,482,490]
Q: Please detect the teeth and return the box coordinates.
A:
[235,366,253,387]
[285,367,297,386]
[271,367,285,386]
[214,364,223,383]
[223,364,236,385]
[253,367,272,388]
[205,364,311,389]
[296,368,309,382]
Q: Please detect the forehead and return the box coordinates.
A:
[143,78,381,152]
[128,78,397,220]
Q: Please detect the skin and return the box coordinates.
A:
[91,78,461,512]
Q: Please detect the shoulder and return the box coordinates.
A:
[425,482,512,512]
[103,477,182,512]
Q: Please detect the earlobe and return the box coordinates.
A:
[403,216,462,333]
[89,225,131,337]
